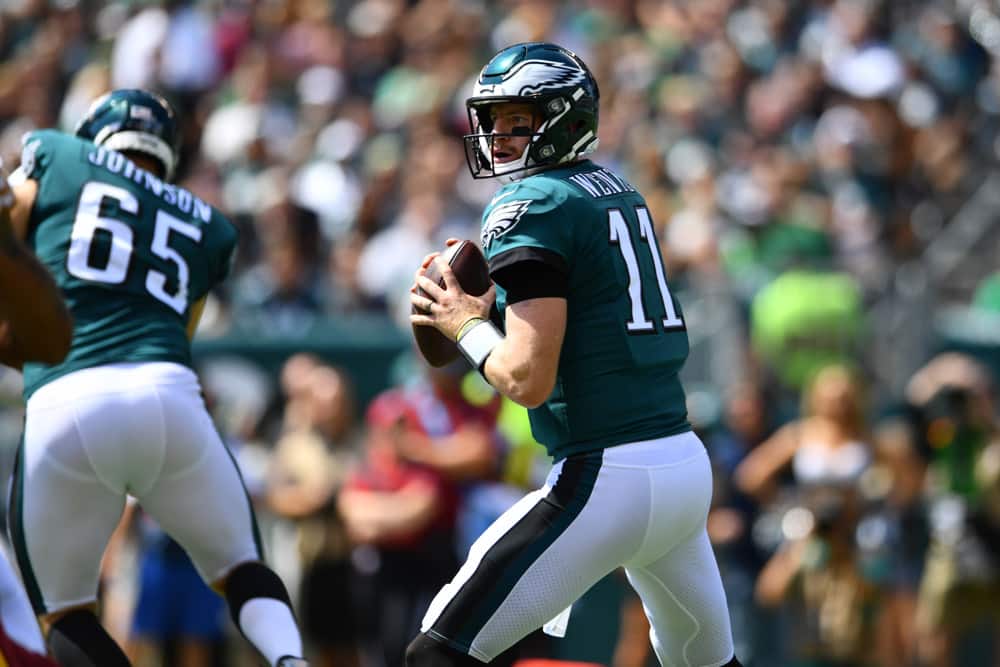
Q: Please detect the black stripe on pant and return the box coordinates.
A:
[8,437,46,615]
[428,450,604,651]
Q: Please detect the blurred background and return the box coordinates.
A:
[3,0,1000,665]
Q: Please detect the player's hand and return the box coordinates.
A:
[410,257,495,341]
[413,239,462,278]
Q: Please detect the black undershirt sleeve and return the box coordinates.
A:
[489,246,569,304]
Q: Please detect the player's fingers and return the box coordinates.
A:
[419,251,441,270]
[483,284,496,304]
[415,274,444,300]
[410,293,436,313]
[444,238,461,246]
[436,257,461,291]
[410,313,436,327]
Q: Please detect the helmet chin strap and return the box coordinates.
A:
[492,150,533,178]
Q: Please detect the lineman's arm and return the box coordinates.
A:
[187,296,208,340]
[0,176,72,366]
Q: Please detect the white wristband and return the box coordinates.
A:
[457,319,503,370]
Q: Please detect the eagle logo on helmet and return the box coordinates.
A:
[478,60,587,98]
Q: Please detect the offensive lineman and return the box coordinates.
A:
[409,43,742,666]
[3,89,308,667]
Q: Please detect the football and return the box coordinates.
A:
[412,240,492,367]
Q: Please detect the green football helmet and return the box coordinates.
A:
[464,42,600,180]
[75,89,180,181]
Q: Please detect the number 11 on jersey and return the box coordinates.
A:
[608,206,684,333]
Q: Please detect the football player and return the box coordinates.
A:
[3,89,308,667]
[409,43,742,666]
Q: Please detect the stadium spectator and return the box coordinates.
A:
[338,388,460,667]
[267,357,361,667]
[906,353,1000,667]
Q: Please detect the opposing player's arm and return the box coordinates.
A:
[0,171,71,367]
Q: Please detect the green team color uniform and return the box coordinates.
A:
[481,160,690,461]
[18,130,237,398]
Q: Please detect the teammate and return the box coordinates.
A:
[409,43,741,666]
[2,89,308,667]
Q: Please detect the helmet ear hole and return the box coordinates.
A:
[546,98,567,115]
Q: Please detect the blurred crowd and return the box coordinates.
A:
[3,0,1000,665]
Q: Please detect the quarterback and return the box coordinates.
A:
[3,89,308,667]
[409,43,741,666]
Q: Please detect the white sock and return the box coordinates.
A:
[237,597,304,666]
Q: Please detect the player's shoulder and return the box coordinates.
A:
[213,207,240,244]
[17,129,88,179]
[481,173,569,226]
[506,170,575,207]
[481,181,555,251]
[188,194,238,250]
[22,128,67,149]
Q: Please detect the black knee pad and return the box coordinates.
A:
[722,657,744,667]
[405,633,483,667]
[224,561,292,626]
[47,609,131,667]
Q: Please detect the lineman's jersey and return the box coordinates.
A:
[17,130,238,398]
[482,160,690,460]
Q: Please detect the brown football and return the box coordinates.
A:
[412,240,492,367]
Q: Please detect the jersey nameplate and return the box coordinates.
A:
[86,147,211,223]
[568,168,636,199]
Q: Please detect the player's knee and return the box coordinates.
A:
[405,633,481,667]
[221,561,292,624]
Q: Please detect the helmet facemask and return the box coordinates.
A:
[464,95,597,180]
[465,99,542,179]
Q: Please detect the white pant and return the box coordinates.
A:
[0,547,44,654]
[10,362,260,614]
[421,431,735,666]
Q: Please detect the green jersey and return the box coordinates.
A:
[18,130,238,398]
[482,160,690,460]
